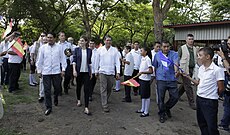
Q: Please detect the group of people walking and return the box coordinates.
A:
[0,31,230,135]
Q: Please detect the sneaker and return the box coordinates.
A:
[103,108,110,113]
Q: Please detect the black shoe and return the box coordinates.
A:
[136,110,144,113]
[159,115,166,123]
[38,97,44,103]
[89,97,93,102]
[122,98,132,103]
[166,110,172,118]
[218,125,230,132]
[29,83,36,86]
[45,109,52,116]
[140,113,149,117]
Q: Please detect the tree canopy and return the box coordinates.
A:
[0,0,229,46]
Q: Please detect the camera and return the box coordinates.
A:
[212,40,229,53]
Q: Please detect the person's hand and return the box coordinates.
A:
[116,73,120,80]
[137,72,142,77]
[73,71,77,77]
[61,71,65,77]
[216,47,225,59]
[38,73,42,78]
[95,73,99,79]
[175,71,180,78]
[90,74,93,80]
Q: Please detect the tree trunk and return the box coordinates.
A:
[143,29,152,47]
[152,0,173,42]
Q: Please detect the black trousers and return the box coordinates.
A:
[1,58,9,85]
[124,75,132,101]
[76,72,90,108]
[196,96,219,135]
[157,80,179,116]
[64,59,71,92]
[8,63,21,92]
[89,74,97,98]
[43,74,62,110]
[132,69,139,93]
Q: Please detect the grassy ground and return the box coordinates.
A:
[1,69,38,135]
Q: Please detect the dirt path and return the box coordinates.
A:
[0,81,229,135]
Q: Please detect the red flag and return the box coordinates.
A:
[9,38,25,58]
[2,21,12,39]
[121,78,140,87]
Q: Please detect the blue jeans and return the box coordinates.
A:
[220,95,230,129]
[196,96,219,135]
[156,80,179,116]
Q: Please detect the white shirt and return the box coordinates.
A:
[36,43,67,75]
[80,49,88,72]
[131,49,141,70]
[58,41,72,59]
[91,48,97,74]
[8,47,23,64]
[197,62,225,99]
[1,41,9,58]
[139,56,152,81]
[151,49,157,77]
[0,44,3,65]
[124,52,134,76]
[95,46,120,75]
[213,53,226,71]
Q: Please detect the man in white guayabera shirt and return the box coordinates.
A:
[95,35,120,113]
[36,32,67,116]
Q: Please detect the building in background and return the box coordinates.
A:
[164,20,230,50]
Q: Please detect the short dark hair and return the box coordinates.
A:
[228,36,230,39]
[162,40,170,45]
[142,47,152,60]
[125,45,131,51]
[199,47,214,59]
[104,35,112,41]
[80,35,88,42]
[187,34,194,37]
[47,32,56,38]
[133,41,139,44]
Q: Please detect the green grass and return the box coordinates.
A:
[0,129,21,135]
[1,69,38,109]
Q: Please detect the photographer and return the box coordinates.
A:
[217,36,230,132]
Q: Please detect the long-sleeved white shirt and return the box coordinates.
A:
[58,41,73,60]
[36,43,67,75]
[131,49,142,70]
[95,46,120,75]
[91,48,97,74]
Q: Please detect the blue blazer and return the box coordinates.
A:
[73,47,92,75]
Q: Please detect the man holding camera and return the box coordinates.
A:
[217,36,230,132]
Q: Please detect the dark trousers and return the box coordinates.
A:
[220,95,230,128]
[157,80,179,116]
[178,75,195,104]
[76,72,90,108]
[43,74,62,110]
[196,96,219,135]
[89,74,97,98]
[1,58,9,85]
[124,75,132,101]
[8,63,21,92]
[64,59,71,92]
[132,69,139,94]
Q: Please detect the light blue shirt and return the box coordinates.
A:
[153,50,179,81]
